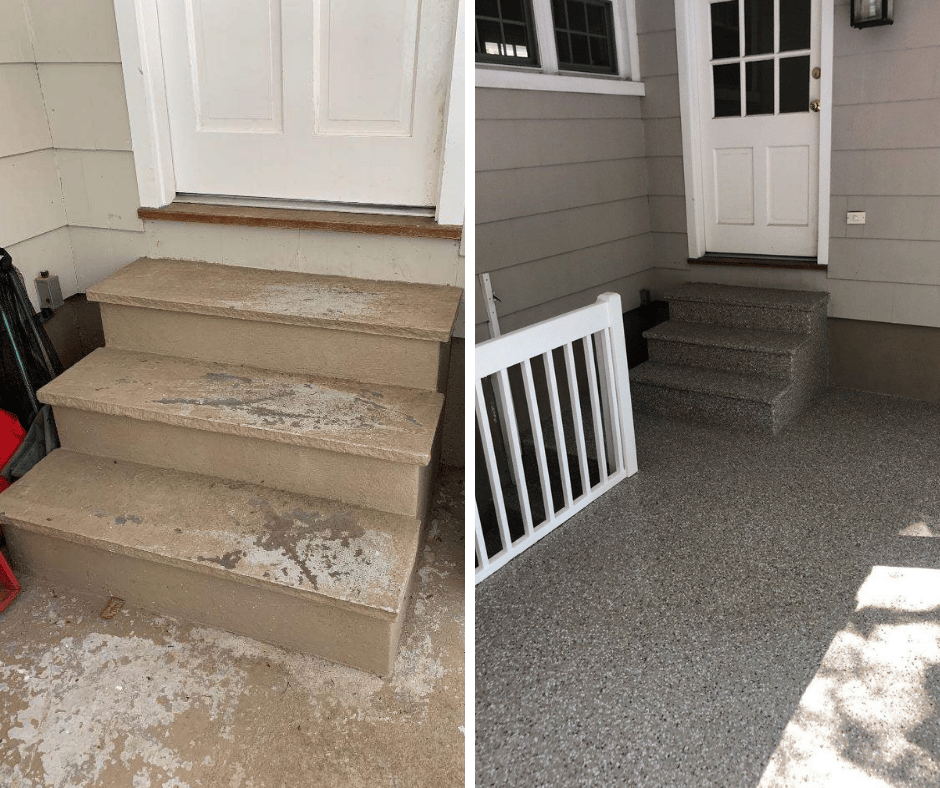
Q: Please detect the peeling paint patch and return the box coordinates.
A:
[0,630,249,788]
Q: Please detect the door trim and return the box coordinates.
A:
[113,0,465,225]
[674,0,833,267]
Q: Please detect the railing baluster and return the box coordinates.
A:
[521,357,554,523]
[475,379,513,556]
[496,367,534,536]
[475,505,489,570]
[563,341,590,499]
[582,334,608,484]
[543,349,573,510]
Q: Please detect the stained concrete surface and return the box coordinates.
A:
[39,348,443,464]
[0,467,464,788]
[89,258,463,342]
[476,388,940,787]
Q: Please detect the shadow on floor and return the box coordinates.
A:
[476,388,940,787]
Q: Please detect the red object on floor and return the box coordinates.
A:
[0,409,24,609]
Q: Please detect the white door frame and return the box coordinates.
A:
[674,0,833,265]
[113,0,465,225]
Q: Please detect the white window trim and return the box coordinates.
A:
[475,0,644,95]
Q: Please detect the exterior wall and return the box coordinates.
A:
[636,0,688,273]
[475,88,653,341]
[0,0,72,310]
[826,0,940,327]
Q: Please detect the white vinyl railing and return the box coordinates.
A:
[475,293,638,583]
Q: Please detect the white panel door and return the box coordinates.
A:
[699,0,820,257]
[158,0,456,207]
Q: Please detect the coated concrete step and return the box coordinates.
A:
[0,449,420,675]
[644,321,808,379]
[665,282,828,334]
[630,361,799,433]
[38,348,442,518]
[88,258,463,391]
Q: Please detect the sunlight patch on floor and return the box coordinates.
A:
[758,566,940,788]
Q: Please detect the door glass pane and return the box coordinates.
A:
[745,59,774,115]
[780,0,811,51]
[713,63,741,117]
[779,55,810,113]
[710,1,739,59]
[744,0,774,56]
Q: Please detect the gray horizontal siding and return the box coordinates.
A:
[828,0,940,326]
[476,88,653,337]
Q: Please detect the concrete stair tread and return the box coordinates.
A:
[631,361,791,404]
[38,348,442,465]
[664,282,828,312]
[644,321,806,355]
[0,449,419,618]
[87,258,462,342]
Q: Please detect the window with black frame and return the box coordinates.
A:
[551,0,617,74]
[475,0,539,67]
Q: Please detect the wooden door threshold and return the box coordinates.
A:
[138,201,462,240]
[688,253,825,271]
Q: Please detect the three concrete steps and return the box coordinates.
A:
[0,258,461,675]
[631,282,828,433]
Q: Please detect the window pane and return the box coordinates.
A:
[477,0,500,18]
[476,0,538,65]
[570,33,590,64]
[566,0,589,32]
[710,1,739,60]
[744,0,774,56]
[477,19,503,56]
[500,0,526,23]
[589,35,611,69]
[745,59,774,115]
[780,0,811,51]
[555,30,572,63]
[779,55,810,113]
[587,3,606,35]
[713,63,741,117]
[553,0,616,74]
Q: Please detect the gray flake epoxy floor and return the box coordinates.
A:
[476,388,940,788]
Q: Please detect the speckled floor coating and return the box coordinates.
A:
[476,388,940,787]
[0,467,464,788]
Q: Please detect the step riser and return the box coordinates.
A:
[3,528,408,676]
[647,339,800,379]
[669,301,819,334]
[55,408,436,520]
[100,304,449,392]
[632,382,775,432]
[632,380,805,434]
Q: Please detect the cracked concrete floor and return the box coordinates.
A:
[0,467,464,788]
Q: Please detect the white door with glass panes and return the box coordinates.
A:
[157,0,457,207]
[699,0,821,257]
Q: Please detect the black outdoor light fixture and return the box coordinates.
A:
[851,0,894,28]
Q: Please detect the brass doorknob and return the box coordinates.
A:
[810,99,821,112]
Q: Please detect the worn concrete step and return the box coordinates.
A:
[0,449,420,675]
[38,348,442,518]
[88,258,462,391]
[665,282,828,334]
[644,321,808,379]
[630,361,800,433]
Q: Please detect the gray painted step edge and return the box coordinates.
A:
[643,321,806,355]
